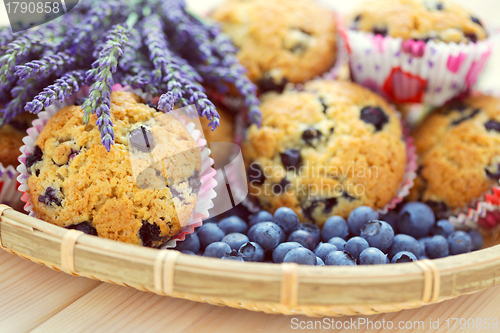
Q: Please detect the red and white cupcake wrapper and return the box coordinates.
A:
[346,30,494,106]
[0,163,22,211]
[17,85,218,248]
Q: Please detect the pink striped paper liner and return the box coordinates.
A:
[17,85,217,248]
[0,163,22,211]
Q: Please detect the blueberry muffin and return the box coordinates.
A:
[242,80,407,225]
[349,0,487,43]
[26,91,202,247]
[212,0,337,92]
[200,104,235,166]
[409,95,500,219]
[0,113,36,167]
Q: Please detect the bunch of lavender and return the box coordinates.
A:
[0,0,261,151]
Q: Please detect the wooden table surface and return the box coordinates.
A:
[0,249,498,333]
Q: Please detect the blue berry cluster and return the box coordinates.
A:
[174,203,484,265]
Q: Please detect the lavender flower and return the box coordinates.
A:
[0,0,261,150]
[82,25,129,152]
[15,52,76,81]
[25,70,86,114]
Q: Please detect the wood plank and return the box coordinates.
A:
[32,282,500,333]
[0,250,101,332]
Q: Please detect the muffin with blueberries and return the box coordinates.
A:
[24,91,202,247]
[242,80,408,225]
[409,94,500,220]
[349,0,487,43]
[212,0,337,93]
[346,0,492,106]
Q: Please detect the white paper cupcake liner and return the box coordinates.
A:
[0,163,22,211]
[17,85,217,248]
[346,30,494,106]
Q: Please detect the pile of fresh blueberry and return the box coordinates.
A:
[174,202,484,265]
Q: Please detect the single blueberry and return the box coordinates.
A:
[222,233,250,251]
[314,242,338,261]
[66,222,97,236]
[451,108,480,126]
[204,242,232,258]
[354,14,362,22]
[298,223,321,245]
[359,247,387,265]
[302,128,322,147]
[470,16,483,27]
[372,27,388,37]
[418,237,430,259]
[253,223,282,251]
[360,106,389,131]
[447,231,472,255]
[398,202,436,238]
[467,230,483,251]
[259,75,288,93]
[287,230,316,250]
[249,211,274,227]
[197,223,226,250]
[26,145,43,171]
[221,249,245,261]
[389,234,420,258]
[436,2,444,10]
[465,32,478,43]
[174,232,200,253]
[281,149,302,169]
[431,219,455,237]
[328,237,347,250]
[130,126,154,152]
[379,210,399,233]
[283,248,317,265]
[345,237,369,261]
[391,251,417,263]
[485,164,500,180]
[274,207,300,234]
[322,216,349,241]
[360,220,394,252]
[248,222,285,243]
[425,201,449,220]
[272,242,304,263]
[38,187,62,206]
[248,162,265,185]
[425,235,449,259]
[347,206,378,236]
[325,251,357,266]
[239,242,265,262]
[218,216,248,234]
[316,257,325,266]
[485,120,500,132]
[139,221,162,247]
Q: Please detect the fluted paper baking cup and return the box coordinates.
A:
[347,30,493,106]
[0,163,22,211]
[17,85,217,248]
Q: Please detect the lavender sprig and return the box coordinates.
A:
[14,52,76,81]
[25,70,86,114]
[82,25,129,152]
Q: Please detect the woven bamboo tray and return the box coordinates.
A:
[1,204,500,317]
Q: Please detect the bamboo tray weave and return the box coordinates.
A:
[1,204,500,317]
